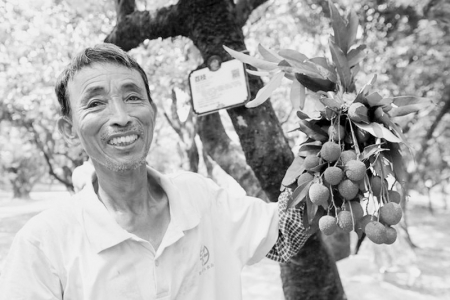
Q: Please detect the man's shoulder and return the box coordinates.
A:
[17,196,82,243]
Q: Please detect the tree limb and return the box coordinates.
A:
[105,1,189,51]
[234,0,269,27]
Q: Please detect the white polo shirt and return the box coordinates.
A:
[0,167,279,300]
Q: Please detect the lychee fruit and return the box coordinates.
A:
[297,172,314,186]
[340,150,357,165]
[309,183,329,208]
[321,142,341,162]
[338,179,359,200]
[370,176,387,197]
[319,215,338,235]
[379,202,402,225]
[384,226,397,244]
[365,221,387,244]
[345,160,366,181]
[304,155,320,171]
[328,124,346,142]
[323,166,344,185]
[337,210,353,232]
[345,201,364,221]
[348,102,369,123]
[388,190,401,204]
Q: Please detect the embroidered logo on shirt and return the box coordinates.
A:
[199,245,214,275]
[199,245,209,266]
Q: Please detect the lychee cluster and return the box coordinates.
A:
[297,109,404,245]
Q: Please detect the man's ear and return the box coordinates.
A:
[57,116,79,145]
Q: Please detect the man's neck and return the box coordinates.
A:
[94,163,151,214]
[91,162,171,248]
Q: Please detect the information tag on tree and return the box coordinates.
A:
[189,59,250,116]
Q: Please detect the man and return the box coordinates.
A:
[0,44,309,299]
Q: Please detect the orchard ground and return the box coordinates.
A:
[0,184,449,300]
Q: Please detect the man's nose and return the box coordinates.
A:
[110,99,131,127]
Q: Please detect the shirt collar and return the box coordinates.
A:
[78,166,200,254]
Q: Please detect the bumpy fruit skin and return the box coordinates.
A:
[388,190,401,204]
[365,221,387,244]
[348,102,369,123]
[319,215,338,235]
[309,183,329,207]
[338,179,359,200]
[345,201,364,221]
[323,166,344,185]
[328,124,346,142]
[340,150,357,165]
[337,211,353,232]
[345,160,366,181]
[380,202,403,225]
[304,155,320,171]
[384,226,397,244]
[297,172,314,186]
[321,142,341,162]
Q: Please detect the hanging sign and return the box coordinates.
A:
[189,59,250,116]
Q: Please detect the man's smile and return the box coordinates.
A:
[107,134,139,146]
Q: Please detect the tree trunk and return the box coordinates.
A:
[281,232,346,300]
[105,0,344,298]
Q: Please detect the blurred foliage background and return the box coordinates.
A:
[1,0,449,205]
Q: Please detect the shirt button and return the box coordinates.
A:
[155,260,159,267]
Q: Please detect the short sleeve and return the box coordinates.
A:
[0,229,62,300]
[204,177,279,267]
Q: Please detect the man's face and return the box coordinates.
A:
[62,63,156,172]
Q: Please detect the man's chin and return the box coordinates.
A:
[103,158,147,172]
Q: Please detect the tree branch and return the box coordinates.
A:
[234,0,269,27]
[105,1,189,51]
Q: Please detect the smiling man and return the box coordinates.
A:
[0,44,310,300]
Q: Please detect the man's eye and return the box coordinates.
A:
[87,101,103,108]
[127,95,142,102]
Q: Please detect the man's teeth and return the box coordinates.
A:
[109,134,138,146]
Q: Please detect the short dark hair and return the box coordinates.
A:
[55,43,152,117]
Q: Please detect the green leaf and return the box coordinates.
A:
[346,10,359,49]
[359,143,388,161]
[319,96,341,109]
[298,120,329,142]
[308,57,338,82]
[245,71,284,108]
[354,122,402,143]
[246,69,271,77]
[296,110,310,120]
[373,107,408,145]
[306,195,319,225]
[386,143,407,185]
[329,0,349,53]
[366,92,383,107]
[347,45,366,67]
[298,142,322,157]
[388,96,434,117]
[258,44,283,63]
[290,80,306,110]
[309,162,328,173]
[278,49,308,63]
[289,181,313,208]
[329,39,352,90]
[282,156,306,187]
[223,45,278,71]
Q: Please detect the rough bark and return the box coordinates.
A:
[281,232,346,300]
[106,0,344,298]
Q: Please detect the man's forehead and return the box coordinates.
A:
[68,62,145,93]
